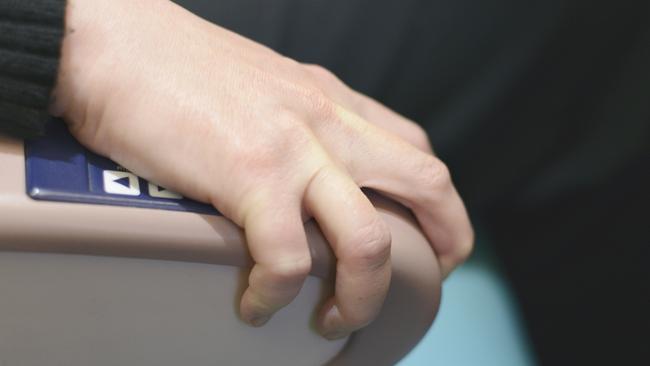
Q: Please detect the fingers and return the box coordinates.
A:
[304,165,392,339]
[349,91,434,154]
[303,63,433,153]
[315,107,474,277]
[356,129,474,276]
[239,193,312,327]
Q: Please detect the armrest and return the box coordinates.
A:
[0,135,441,365]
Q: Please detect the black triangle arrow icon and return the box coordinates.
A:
[113,176,131,188]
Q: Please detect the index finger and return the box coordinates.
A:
[303,63,433,153]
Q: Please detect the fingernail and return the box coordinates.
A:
[249,314,270,327]
[320,305,349,340]
[322,304,341,327]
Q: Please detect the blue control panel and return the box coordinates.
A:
[25,118,219,215]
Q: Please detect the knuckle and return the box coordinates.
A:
[279,56,302,69]
[302,88,336,122]
[264,256,313,285]
[415,156,452,198]
[410,125,433,152]
[304,64,338,83]
[451,226,475,265]
[344,219,392,269]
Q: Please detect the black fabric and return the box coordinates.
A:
[175,0,649,363]
[0,0,65,138]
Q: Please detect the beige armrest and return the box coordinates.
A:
[0,135,440,365]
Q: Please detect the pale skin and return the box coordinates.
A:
[52,0,474,340]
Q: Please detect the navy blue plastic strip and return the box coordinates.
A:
[25,118,220,216]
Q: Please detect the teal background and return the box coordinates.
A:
[398,240,537,366]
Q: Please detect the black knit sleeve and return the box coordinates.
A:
[0,0,66,138]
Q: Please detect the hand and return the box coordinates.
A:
[52,0,473,339]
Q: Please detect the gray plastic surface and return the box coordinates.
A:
[0,135,441,365]
[0,253,342,366]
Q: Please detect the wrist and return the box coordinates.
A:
[50,0,111,124]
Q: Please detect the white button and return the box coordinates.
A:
[148,183,183,199]
[103,171,141,196]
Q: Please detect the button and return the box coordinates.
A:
[148,183,182,199]
[103,170,141,196]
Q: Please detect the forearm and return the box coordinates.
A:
[0,0,66,138]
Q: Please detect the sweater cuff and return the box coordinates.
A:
[0,0,66,138]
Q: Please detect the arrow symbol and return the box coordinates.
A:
[148,183,182,199]
[113,176,132,188]
[103,170,141,196]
